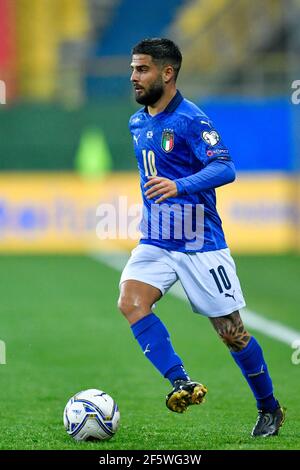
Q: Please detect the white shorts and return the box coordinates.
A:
[119,244,246,317]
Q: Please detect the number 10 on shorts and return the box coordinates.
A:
[209,265,232,293]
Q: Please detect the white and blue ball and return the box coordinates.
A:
[63,389,120,441]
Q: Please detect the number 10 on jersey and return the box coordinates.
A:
[142,150,157,176]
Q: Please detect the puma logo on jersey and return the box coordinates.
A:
[133,134,140,145]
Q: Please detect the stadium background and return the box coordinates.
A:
[0,0,299,451]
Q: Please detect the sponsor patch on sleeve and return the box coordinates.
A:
[206,148,229,157]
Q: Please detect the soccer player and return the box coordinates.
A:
[118,38,284,437]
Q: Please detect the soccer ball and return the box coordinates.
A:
[63,388,120,441]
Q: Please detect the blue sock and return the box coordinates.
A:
[131,313,189,385]
[231,337,278,412]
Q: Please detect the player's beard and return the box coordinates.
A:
[134,77,164,106]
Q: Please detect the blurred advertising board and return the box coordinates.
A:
[0,172,298,253]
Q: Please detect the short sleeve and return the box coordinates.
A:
[186,118,231,166]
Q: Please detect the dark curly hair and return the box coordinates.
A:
[132,38,182,81]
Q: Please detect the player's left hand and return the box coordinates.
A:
[144,176,178,204]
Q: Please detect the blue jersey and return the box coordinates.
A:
[129,91,231,252]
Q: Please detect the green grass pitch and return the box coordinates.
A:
[0,254,299,450]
